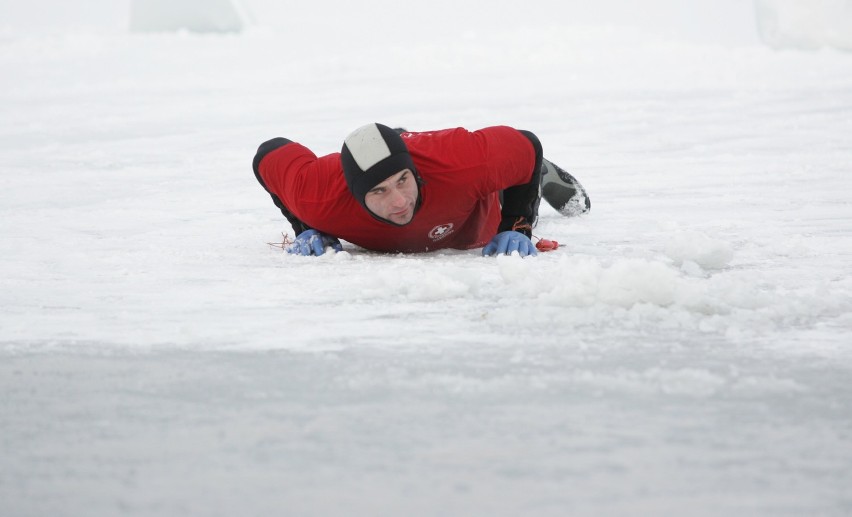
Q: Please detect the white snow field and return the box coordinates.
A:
[1,1,851,516]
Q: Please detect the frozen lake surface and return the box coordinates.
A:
[1,8,851,516]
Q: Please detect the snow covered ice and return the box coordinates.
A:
[1,1,851,516]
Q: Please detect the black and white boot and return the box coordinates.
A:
[541,158,591,216]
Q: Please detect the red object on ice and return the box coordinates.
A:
[535,238,559,252]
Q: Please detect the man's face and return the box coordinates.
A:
[364,169,419,225]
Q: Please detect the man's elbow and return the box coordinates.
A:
[517,130,543,173]
[252,137,293,177]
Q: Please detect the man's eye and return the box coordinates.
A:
[398,175,408,184]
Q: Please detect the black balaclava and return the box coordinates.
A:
[340,123,422,225]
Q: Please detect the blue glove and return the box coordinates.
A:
[482,231,538,257]
[287,229,343,256]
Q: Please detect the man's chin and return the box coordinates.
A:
[367,204,416,226]
[389,213,414,225]
[387,207,415,225]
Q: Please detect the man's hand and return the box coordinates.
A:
[482,231,538,257]
[287,229,343,256]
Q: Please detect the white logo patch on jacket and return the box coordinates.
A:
[428,223,455,241]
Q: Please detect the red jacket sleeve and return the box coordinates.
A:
[256,142,350,230]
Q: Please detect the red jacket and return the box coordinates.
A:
[257,126,536,252]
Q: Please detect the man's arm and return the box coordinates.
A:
[252,137,312,235]
[495,130,544,237]
[252,138,343,256]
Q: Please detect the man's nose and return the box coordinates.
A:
[389,188,406,206]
